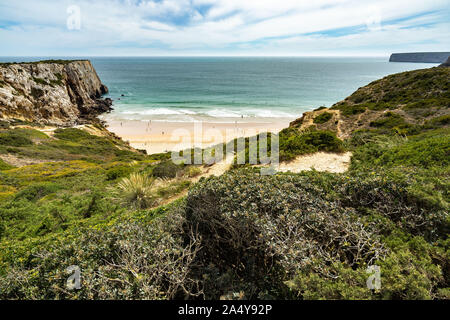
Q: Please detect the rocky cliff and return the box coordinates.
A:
[0,60,112,125]
[440,56,450,67]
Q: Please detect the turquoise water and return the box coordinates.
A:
[0,57,437,122]
[90,57,435,122]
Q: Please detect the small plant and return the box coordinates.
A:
[32,77,50,86]
[185,166,202,178]
[116,173,155,209]
[30,87,44,99]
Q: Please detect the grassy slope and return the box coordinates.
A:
[0,66,449,300]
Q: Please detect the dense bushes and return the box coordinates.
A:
[1,166,448,299]
[105,165,134,181]
[0,214,201,299]
[14,182,61,202]
[351,128,450,169]
[279,128,345,161]
[177,168,448,299]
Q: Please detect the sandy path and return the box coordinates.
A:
[157,156,232,206]
[276,152,352,173]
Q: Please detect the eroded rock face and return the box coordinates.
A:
[440,56,450,67]
[0,60,112,125]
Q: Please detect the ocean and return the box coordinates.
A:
[0,57,436,123]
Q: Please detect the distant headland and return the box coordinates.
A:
[389,52,450,63]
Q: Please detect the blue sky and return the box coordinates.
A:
[0,0,449,56]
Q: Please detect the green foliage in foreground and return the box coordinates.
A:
[1,164,447,299]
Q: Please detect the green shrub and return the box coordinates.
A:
[426,114,450,127]
[351,128,450,169]
[156,180,191,198]
[14,182,61,202]
[30,87,44,99]
[32,77,49,86]
[0,159,14,170]
[185,166,202,178]
[151,161,183,179]
[53,128,93,142]
[313,112,333,124]
[115,173,155,209]
[0,129,34,147]
[105,165,133,181]
[182,169,385,299]
[332,104,366,117]
[0,217,201,299]
[370,112,408,129]
[279,129,345,161]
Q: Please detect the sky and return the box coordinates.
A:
[0,0,449,57]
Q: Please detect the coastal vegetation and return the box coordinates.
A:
[0,65,448,300]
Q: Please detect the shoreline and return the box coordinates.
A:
[102,117,294,154]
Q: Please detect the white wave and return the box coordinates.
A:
[120,108,197,115]
[205,109,243,118]
[113,106,299,120]
[247,109,296,118]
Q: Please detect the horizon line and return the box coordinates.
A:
[0,54,390,58]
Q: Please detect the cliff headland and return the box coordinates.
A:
[0,60,112,126]
[389,52,450,63]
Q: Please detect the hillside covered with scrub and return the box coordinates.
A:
[0,62,449,300]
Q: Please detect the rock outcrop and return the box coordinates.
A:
[440,56,450,67]
[0,60,112,125]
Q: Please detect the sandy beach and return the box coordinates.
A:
[103,118,294,154]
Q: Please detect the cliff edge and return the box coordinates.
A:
[0,60,112,125]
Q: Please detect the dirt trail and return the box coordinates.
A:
[194,157,232,181]
[157,157,233,206]
[0,154,56,167]
[276,152,352,174]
